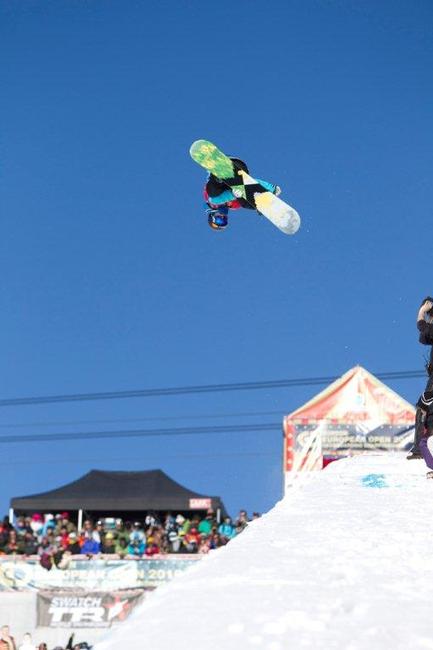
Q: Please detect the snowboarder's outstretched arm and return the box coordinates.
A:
[206,179,280,207]
[256,178,281,194]
[204,177,281,231]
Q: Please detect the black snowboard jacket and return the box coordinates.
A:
[417,298,433,374]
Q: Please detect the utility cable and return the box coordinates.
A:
[0,422,281,444]
[0,369,425,408]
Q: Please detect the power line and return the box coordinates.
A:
[0,369,425,408]
[0,450,278,466]
[0,409,286,429]
[0,422,281,445]
[0,418,416,446]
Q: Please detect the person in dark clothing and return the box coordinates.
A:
[22,531,38,556]
[100,532,117,555]
[65,532,81,555]
[4,530,23,555]
[407,297,433,464]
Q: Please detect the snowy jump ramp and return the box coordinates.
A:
[96,454,433,650]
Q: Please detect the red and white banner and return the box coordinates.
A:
[283,366,415,492]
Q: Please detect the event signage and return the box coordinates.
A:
[189,498,212,509]
[295,425,413,455]
[283,367,416,492]
[37,589,144,628]
[0,557,201,592]
[283,367,415,465]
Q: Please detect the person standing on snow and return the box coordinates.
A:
[18,633,35,650]
[204,157,281,231]
[407,297,433,471]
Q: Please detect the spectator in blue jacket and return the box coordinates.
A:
[42,514,56,537]
[127,538,146,557]
[218,517,236,541]
[80,537,100,556]
[129,522,145,544]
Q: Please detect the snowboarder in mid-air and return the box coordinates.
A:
[204,157,281,231]
[407,297,433,475]
[190,140,300,234]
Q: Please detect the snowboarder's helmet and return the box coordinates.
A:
[208,211,228,231]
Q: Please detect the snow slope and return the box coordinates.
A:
[96,455,433,650]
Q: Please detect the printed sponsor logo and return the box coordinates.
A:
[189,498,211,509]
[38,590,144,628]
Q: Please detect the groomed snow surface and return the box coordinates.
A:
[96,454,433,650]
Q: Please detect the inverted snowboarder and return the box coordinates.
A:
[407,297,433,475]
[203,157,280,230]
[190,140,301,235]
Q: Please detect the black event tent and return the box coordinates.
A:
[11,469,227,517]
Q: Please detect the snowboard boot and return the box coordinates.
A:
[407,407,426,460]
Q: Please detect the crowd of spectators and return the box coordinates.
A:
[0,509,260,569]
[0,627,90,650]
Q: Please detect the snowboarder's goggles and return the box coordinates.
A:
[212,214,227,227]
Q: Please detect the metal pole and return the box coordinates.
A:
[78,509,83,532]
[8,508,14,526]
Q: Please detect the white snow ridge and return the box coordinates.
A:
[96,455,433,650]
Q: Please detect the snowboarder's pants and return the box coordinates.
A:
[420,435,433,470]
[417,373,433,423]
[411,407,426,453]
[412,374,433,453]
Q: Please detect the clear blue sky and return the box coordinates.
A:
[1,0,432,518]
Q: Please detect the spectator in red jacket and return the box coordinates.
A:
[0,625,16,650]
[183,528,200,553]
[198,536,211,554]
[145,537,160,556]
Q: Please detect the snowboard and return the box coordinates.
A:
[190,139,301,235]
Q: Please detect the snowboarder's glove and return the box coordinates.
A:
[274,186,282,196]
[418,298,433,323]
[420,297,433,309]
